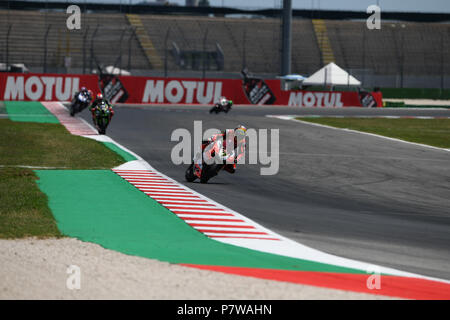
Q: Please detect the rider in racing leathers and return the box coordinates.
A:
[90,93,114,128]
[210,96,233,113]
[218,97,233,110]
[195,125,247,177]
[72,86,92,107]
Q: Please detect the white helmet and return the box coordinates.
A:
[219,97,228,106]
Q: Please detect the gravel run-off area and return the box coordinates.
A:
[0,238,396,300]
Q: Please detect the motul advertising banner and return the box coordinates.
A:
[120,77,228,104]
[0,73,99,101]
[0,73,382,107]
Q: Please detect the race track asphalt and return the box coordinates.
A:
[80,106,450,280]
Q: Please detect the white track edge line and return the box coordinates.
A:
[267,115,450,153]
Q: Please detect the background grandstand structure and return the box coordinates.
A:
[0,4,449,88]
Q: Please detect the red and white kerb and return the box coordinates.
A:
[112,169,280,241]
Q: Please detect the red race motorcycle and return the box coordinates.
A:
[185,133,243,184]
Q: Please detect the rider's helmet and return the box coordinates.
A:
[96,93,103,100]
[234,125,247,144]
[81,86,86,92]
[234,125,247,136]
[219,97,228,107]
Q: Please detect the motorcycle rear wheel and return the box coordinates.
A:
[185,164,197,182]
[200,164,223,184]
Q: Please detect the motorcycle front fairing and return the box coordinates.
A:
[78,93,87,102]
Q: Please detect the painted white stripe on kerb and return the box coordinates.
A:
[184,220,250,226]
[126,178,168,181]
[192,225,257,231]
[164,204,218,209]
[134,184,180,188]
[139,185,185,189]
[160,201,213,205]
[177,214,241,220]
[150,195,203,200]
[170,209,231,214]
[203,232,275,238]
[131,182,178,186]
[144,191,193,195]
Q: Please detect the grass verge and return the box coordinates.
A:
[296,117,450,149]
[0,167,62,238]
[0,119,125,168]
[0,119,127,238]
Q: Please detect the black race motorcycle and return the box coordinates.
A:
[209,101,232,114]
[92,101,112,135]
[70,92,91,116]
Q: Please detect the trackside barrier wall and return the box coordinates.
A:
[0,73,382,107]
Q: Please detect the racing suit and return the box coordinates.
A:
[200,129,245,174]
[218,100,233,110]
[90,98,114,127]
[72,89,92,107]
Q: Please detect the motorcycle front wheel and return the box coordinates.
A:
[70,103,77,116]
[97,117,108,135]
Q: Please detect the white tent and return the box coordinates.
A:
[302,62,361,87]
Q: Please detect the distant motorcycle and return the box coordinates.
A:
[209,98,233,114]
[70,91,91,116]
[92,101,113,135]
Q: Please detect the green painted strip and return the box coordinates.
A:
[102,142,137,162]
[4,101,59,123]
[35,169,367,274]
